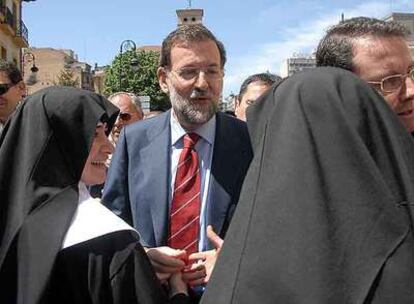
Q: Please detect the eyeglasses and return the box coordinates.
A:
[367,68,414,94]
[169,66,224,82]
[0,83,13,95]
[118,112,132,121]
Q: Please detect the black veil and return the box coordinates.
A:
[201,67,414,303]
[0,86,118,304]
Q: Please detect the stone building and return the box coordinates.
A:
[0,0,34,69]
[92,63,106,96]
[176,8,203,26]
[22,47,93,95]
[280,53,316,77]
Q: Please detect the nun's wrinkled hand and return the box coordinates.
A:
[182,260,207,286]
[185,226,223,285]
[145,246,187,282]
[169,272,189,297]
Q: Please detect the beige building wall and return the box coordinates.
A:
[23,47,93,95]
[0,30,20,64]
[0,0,31,69]
[92,68,106,96]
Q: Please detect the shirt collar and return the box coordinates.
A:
[170,110,216,146]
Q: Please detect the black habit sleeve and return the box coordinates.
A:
[41,231,189,304]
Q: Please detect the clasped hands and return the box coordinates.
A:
[145,225,223,292]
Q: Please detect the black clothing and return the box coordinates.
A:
[201,68,414,304]
[42,231,186,304]
[0,87,186,304]
[0,87,119,304]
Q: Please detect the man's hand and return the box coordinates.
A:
[145,246,187,282]
[183,225,224,286]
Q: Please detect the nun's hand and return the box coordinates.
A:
[169,272,189,297]
[184,226,223,285]
[145,246,187,282]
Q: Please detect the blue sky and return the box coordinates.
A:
[23,0,414,96]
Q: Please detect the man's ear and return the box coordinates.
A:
[234,97,241,108]
[157,67,169,94]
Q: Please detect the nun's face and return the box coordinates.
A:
[80,123,114,185]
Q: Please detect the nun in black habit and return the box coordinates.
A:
[0,87,189,304]
[201,67,414,304]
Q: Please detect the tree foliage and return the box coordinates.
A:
[54,68,79,87]
[104,50,170,111]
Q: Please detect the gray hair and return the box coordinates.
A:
[108,92,143,114]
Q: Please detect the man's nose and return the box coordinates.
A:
[404,75,414,100]
[115,117,124,127]
[194,71,209,90]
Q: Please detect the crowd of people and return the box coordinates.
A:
[0,15,414,304]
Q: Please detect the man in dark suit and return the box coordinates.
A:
[102,24,252,292]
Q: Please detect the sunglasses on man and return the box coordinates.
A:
[118,112,132,121]
[0,83,13,96]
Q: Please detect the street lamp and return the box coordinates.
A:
[23,51,39,86]
[119,39,139,91]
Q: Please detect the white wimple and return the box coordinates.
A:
[62,182,137,249]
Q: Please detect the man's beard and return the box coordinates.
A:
[169,86,218,127]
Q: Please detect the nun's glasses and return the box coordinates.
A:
[368,67,414,94]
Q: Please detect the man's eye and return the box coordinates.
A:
[206,69,220,75]
[180,69,197,78]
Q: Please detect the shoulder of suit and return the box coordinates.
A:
[124,111,170,135]
[216,112,249,133]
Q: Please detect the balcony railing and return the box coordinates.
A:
[0,4,29,45]
[16,19,28,42]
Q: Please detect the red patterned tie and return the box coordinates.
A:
[168,133,201,254]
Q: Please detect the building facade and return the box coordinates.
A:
[0,0,33,69]
[176,8,203,25]
[23,47,93,95]
[280,53,316,77]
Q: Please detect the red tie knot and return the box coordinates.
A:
[183,133,199,149]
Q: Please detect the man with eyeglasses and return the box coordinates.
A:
[316,17,414,133]
[107,92,144,144]
[103,24,252,302]
[0,60,26,135]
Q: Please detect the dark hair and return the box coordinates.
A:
[159,24,226,68]
[0,59,22,84]
[316,17,410,71]
[238,73,281,101]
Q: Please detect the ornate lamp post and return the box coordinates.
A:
[119,39,139,91]
[23,51,39,86]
